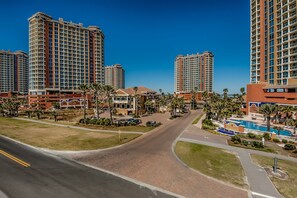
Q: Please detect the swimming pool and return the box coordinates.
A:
[231,119,292,136]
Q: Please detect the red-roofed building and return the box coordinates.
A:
[113,86,158,115]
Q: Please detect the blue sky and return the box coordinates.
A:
[0,0,250,94]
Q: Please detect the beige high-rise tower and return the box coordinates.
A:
[28,12,105,95]
[250,0,297,85]
[105,64,125,90]
[0,50,28,93]
[174,52,214,93]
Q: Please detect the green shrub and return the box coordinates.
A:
[262,133,271,140]
[255,134,262,140]
[284,143,296,150]
[282,139,288,144]
[242,140,249,146]
[104,118,111,126]
[273,138,280,143]
[231,135,241,143]
[251,141,264,148]
[289,141,295,144]
[233,140,240,144]
[90,119,97,125]
[247,133,256,139]
[202,119,214,126]
[202,119,216,130]
[155,122,162,127]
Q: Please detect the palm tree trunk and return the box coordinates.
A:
[95,96,99,119]
[267,116,271,132]
[83,94,86,123]
[108,98,113,125]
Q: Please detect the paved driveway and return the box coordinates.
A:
[69,111,248,198]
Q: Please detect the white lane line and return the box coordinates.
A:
[252,191,276,198]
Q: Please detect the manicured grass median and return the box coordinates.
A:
[251,155,297,198]
[0,117,140,151]
[192,113,204,125]
[77,124,155,133]
[175,141,247,188]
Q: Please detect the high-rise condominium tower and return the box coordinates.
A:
[250,0,297,85]
[174,52,214,93]
[28,12,104,95]
[105,64,125,90]
[0,50,29,93]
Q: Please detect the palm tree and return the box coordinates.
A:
[25,109,32,118]
[0,104,4,117]
[78,84,89,123]
[51,110,58,122]
[144,100,153,114]
[223,88,229,100]
[90,83,103,119]
[273,126,283,136]
[170,96,179,116]
[103,85,115,125]
[259,104,278,132]
[202,91,212,119]
[34,109,43,119]
[281,106,294,125]
[211,101,225,122]
[287,119,297,135]
[133,86,138,116]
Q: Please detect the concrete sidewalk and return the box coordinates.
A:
[179,123,293,198]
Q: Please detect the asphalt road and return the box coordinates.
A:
[73,111,248,198]
[0,136,177,198]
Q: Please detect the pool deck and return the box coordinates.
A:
[230,116,297,140]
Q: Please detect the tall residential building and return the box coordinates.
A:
[250,0,297,85]
[105,64,125,90]
[28,12,105,96]
[174,52,214,93]
[0,50,29,93]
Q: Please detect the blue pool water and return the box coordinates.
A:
[231,119,292,137]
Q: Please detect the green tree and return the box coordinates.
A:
[133,86,139,116]
[273,126,283,136]
[78,84,89,123]
[91,83,103,119]
[281,106,295,125]
[287,119,297,135]
[51,110,58,122]
[103,85,115,125]
[259,104,278,132]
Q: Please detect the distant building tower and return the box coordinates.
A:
[174,52,214,93]
[28,12,105,109]
[250,0,297,85]
[0,50,29,93]
[105,64,125,90]
[28,12,105,95]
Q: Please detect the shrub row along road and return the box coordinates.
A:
[72,110,248,198]
[0,136,177,198]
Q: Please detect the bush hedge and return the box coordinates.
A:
[79,118,112,126]
[273,138,280,143]
[284,143,296,150]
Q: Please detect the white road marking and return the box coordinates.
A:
[252,191,276,198]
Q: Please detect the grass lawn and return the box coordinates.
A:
[192,113,204,125]
[0,117,140,150]
[175,141,247,188]
[76,124,155,132]
[23,117,155,132]
[251,154,297,198]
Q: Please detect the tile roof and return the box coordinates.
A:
[116,86,156,96]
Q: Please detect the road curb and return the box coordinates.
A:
[171,114,250,196]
